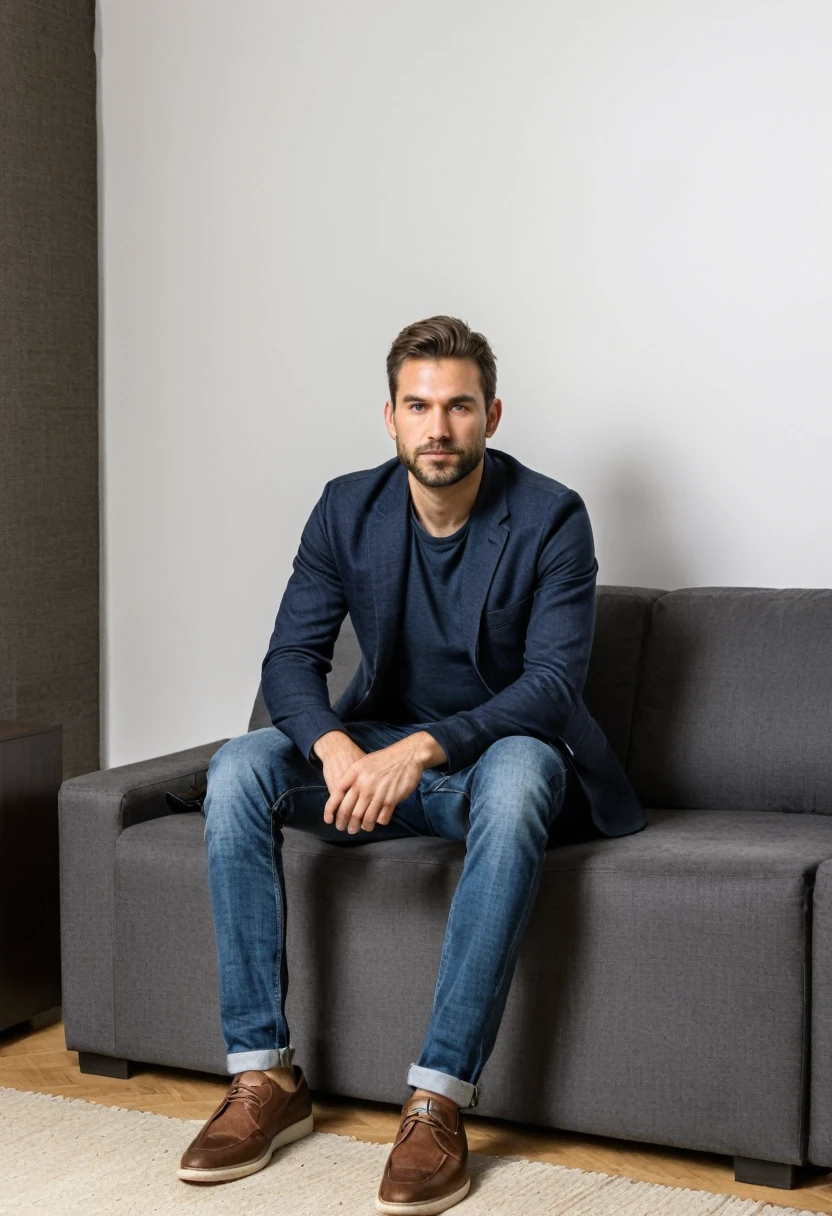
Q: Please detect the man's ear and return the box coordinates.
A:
[485,397,502,438]
[383,399,398,440]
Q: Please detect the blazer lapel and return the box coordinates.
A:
[365,462,410,681]
[460,449,510,671]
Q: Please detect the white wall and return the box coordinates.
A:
[98,0,832,768]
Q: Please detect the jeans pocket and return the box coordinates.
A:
[420,778,471,841]
[425,773,451,794]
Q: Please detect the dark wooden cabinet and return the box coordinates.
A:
[0,721,63,1032]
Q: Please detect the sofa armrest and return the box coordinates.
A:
[59,739,229,1058]
[59,738,228,833]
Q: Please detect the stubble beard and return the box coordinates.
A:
[395,434,486,488]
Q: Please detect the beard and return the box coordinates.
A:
[395,434,486,488]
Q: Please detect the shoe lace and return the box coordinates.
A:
[396,1105,451,1147]
[222,1075,267,1119]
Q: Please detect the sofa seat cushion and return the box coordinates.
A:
[545,806,832,875]
[112,806,832,1162]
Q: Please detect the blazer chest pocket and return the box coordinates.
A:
[484,594,534,630]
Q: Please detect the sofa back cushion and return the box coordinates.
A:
[627,588,832,812]
[581,586,663,765]
[247,586,662,770]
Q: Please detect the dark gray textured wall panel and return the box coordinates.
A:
[0,1,99,778]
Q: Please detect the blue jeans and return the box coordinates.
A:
[202,720,599,1110]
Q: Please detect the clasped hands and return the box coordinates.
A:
[314,729,447,834]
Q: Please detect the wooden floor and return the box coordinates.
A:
[3,1014,832,1212]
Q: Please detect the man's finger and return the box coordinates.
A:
[323,768,358,822]
[359,797,387,832]
[335,786,361,831]
[374,802,395,827]
[323,789,343,823]
[344,794,369,833]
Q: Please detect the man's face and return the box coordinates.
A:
[384,357,501,488]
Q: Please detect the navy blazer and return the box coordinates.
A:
[262,446,646,839]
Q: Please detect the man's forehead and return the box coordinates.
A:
[397,357,482,396]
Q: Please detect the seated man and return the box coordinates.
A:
[178,314,647,1213]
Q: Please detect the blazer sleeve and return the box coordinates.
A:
[425,491,598,774]
[261,481,349,763]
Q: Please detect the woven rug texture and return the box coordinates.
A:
[0,1087,825,1215]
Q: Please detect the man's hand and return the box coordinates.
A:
[313,729,447,834]
[313,730,367,814]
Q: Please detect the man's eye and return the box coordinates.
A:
[409,403,468,411]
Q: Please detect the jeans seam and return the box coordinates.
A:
[548,768,568,795]
[268,781,330,1053]
[547,766,569,823]
[466,767,565,1080]
[471,898,531,1082]
[423,896,461,1066]
[419,783,476,1079]
[471,808,555,1081]
[269,802,285,1054]
[271,782,329,817]
[422,782,469,834]
[425,775,450,794]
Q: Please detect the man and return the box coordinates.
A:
[178,315,647,1212]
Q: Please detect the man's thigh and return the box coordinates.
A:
[418,737,600,847]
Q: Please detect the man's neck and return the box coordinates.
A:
[407,459,484,538]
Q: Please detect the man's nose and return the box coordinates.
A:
[427,408,451,437]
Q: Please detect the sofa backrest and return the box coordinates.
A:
[581,586,663,765]
[247,586,662,770]
[626,588,832,812]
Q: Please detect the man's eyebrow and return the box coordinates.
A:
[400,393,479,405]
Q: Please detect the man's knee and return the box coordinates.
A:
[478,735,568,784]
[471,736,569,826]
[204,728,297,833]
[208,727,294,781]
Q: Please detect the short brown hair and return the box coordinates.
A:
[386,315,497,411]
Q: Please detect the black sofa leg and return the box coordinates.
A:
[734,1156,797,1189]
[78,1051,134,1080]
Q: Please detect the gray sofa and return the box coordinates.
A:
[59,585,832,1190]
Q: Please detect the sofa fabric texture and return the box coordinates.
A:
[109,804,826,1164]
[809,860,832,1164]
[628,588,832,812]
[60,584,832,1173]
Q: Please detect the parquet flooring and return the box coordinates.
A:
[3,1014,832,1212]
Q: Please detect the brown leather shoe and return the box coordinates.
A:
[376,1091,471,1214]
[178,1066,314,1183]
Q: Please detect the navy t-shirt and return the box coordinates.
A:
[375,499,490,725]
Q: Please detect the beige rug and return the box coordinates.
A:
[0,1086,825,1216]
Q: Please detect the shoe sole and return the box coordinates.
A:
[177,1112,315,1183]
[375,1175,471,1215]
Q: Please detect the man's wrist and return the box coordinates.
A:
[312,729,353,762]
[407,730,448,769]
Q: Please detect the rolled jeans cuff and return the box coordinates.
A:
[227,1046,295,1073]
[407,1063,478,1109]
